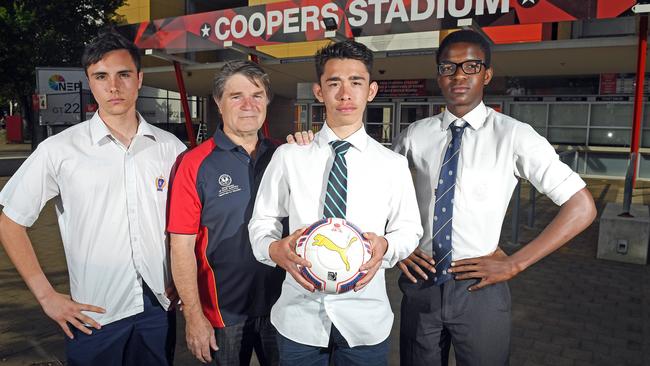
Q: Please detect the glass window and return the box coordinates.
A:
[590,104,633,127]
[366,105,393,145]
[588,129,631,147]
[643,104,650,128]
[638,153,650,179]
[547,128,586,145]
[642,129,650,148]
[585,153,629,176]
[549,104,588,126]
[510,104,547,128]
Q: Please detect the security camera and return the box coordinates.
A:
[379,69,386,75]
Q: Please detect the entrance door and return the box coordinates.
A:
[365,103,395,146]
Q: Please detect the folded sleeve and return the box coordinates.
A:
[513,123,586,206]
[0,142,60,227]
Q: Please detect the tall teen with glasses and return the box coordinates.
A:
[393,30,596,365]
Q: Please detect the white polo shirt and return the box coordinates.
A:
[393,102,586,261]
[0,112,186,326]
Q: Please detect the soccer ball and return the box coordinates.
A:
[295,218,372,294]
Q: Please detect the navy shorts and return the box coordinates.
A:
[65,283,176,366]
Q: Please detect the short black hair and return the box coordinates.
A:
[436,30,491,68]
[314,40,373,81]
[213,60,272,104]
[82,30,141,75]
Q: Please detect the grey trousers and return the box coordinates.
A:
[399,275,511,366]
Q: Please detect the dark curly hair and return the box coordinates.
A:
[437,30,491,68]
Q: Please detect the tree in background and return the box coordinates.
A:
[0,0,125,145]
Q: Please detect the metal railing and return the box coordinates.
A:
[510,150,579,245]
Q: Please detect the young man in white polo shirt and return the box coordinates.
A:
[0,31,186,365]
[249,40,422,365]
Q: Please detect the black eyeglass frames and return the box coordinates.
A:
[437,60,486,76]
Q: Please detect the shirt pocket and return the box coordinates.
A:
[459,167,494,204]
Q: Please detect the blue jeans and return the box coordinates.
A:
[276,325,389,366]
[65,283,176,366]
[213,315,279,366]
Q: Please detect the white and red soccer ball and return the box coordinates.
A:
[295,218,372,294]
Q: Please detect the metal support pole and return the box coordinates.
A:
[630,14,648,190]
[173,61,197,148]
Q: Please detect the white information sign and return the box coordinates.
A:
[36,67,88,125]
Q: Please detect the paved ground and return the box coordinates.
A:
[0,172,649,365]
[0,137,30,176]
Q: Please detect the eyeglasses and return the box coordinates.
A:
[438,60,486,76]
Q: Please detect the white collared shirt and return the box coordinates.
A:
[0,112,186,325]
[249,123,422,347]
[393,102,586,260]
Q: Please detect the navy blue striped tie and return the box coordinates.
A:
[324,140,351,219]
[432,122,468,285]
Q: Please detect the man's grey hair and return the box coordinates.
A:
[213,60,272,104]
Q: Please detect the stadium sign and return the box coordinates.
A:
[123,0,636,53]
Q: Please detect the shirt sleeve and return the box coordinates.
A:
[382,155,424,267]
[248,147,290,267]
[0,142,60,227]
[513,123,586,206]
[167,152,202,234]
[174,139,188,156]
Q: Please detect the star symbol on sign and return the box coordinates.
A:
[200,23,211,38]
[518,0,537,7]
